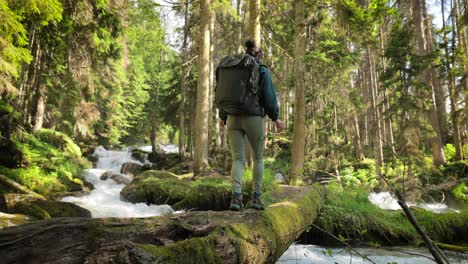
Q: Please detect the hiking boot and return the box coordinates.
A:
[250,192,265,210]
[229,192,243,211]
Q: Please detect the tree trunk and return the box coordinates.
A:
[442,0,464,160]
[411,0,446,166]
[249,0,261,44]
[367,49,384,176]
[209,10,216,151]
[32,84,46,131]
[178,0,191,160]
[452,0,468,156]
[290,0,306,181]
[193,0,211,174]
[237,0,244,53]
[0,186,324,264]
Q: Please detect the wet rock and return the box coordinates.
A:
[100,171,114,181]
[120,162,143,177]
[68,178,94,192]
[110,174,131,185]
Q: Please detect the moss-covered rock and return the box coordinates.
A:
[121,171,188,205]
[2,193,91,219]
[120,162,143,177]
[32,200,91,218]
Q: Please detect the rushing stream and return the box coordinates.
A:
[277,244,468,264]
[62,146,174,218]
[62,147,466,263]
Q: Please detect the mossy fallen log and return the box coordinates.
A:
[301,185,468,247]
[0,185,324,264]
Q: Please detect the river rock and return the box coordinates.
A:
[110,174,131,185]
[68,178,94,192]
[120,162,143,177]
[100,171,114,180]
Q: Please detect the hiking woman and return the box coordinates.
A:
[218,40,285,211]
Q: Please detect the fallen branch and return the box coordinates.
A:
[380,174,450,264]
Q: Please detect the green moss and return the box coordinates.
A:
[137,170,179,180]
[32,200,91,217]
[141,237,223,263]
[305,184,468,246]
[12,203,51,220]
[452,183,468,202]
[121,175,189,204]
[436,242,468,252]
[0,129,91,196]
[174,177,231,210]
[138,185,324,263]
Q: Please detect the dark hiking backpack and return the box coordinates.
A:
[215,54,263,116]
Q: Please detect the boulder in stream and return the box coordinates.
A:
[120,162,143,177]
[100,171,114,180]
[110,174,131,185]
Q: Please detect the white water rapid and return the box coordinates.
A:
[62,146,174,218]
[277,244,468,264]
[368,192,458,214]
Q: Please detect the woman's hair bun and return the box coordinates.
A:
[245,40,256,49]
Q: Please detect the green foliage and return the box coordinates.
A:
[242,168,279,194]
[444,144,457,162]
[0,129,90,195]
[452,183,468,202]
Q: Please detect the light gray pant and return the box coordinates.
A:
[227,115,265,194]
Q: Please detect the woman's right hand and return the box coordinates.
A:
[274,120,286,131]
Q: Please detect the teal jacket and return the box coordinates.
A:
[219,63,279,124]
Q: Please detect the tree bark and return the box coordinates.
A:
[442,0,464,160]
[290,0,306,181]
[367,49,384,176]
[411,0,446,166]
[249,0,261,44]
[0,186,324,264]
[193,0,211,174]
[178,0,191,160]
